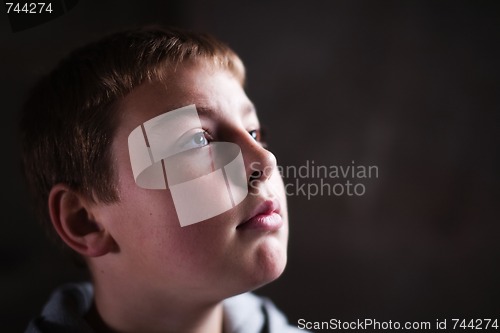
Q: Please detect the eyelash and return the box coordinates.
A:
[202,128,267,147]
[201,129,214,143]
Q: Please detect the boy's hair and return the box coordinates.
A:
[19,26,245,241]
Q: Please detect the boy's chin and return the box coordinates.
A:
[242,243,288,292]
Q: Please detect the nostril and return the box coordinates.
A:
[249,170,262,183]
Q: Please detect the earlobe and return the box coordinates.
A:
[48,184,117,257]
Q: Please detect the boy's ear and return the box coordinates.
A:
[48,184,117,257]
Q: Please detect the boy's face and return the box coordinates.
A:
[99,61,288,300]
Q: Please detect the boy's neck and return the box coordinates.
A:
[86,277,225,333]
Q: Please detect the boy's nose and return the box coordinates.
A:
[238,132,277,184]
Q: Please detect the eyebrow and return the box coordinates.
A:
[195,103,257,118]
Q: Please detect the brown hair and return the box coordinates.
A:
[19,26,245,240]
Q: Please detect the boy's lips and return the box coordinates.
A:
[237,199,283,231]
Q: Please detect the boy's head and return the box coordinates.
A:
[20,27,288,299]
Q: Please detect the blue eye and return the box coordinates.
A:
[192,132,208,146]
[249,128,268,148]
[249,129,260,141]
[181,131,209,150]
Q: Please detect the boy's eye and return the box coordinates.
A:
[180,131,210,150]
[249,129,260,141]
[193,132,208,146]
[249,129,268,148]
[248,129,267,149]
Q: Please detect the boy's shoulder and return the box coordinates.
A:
[26,283,308,333]
[25,283,94,333]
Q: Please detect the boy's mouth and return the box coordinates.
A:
[236,199,283,232]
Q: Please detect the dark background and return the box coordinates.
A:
[2,1,499,331]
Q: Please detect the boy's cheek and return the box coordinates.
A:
[104,188,178,244]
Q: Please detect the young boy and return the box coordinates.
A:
[21,27,305,332]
